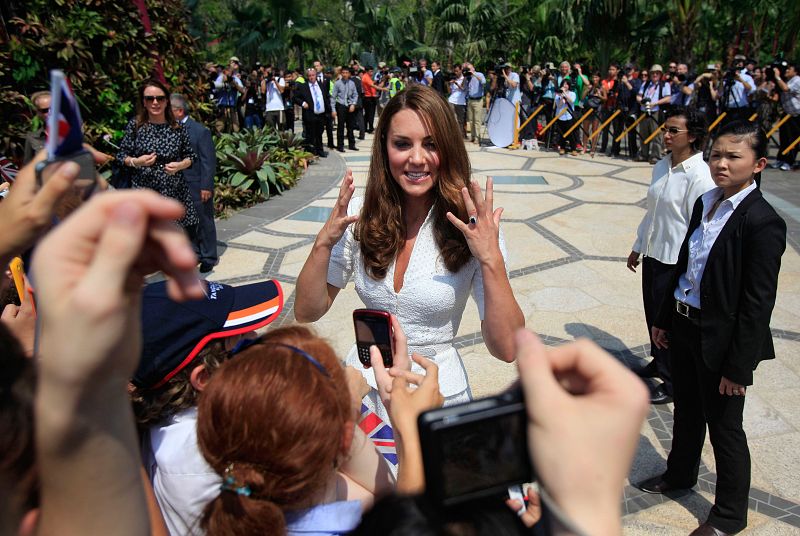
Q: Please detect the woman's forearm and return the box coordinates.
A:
[480,257,524,362]
[340,426,396,496]
[294,240,337,322]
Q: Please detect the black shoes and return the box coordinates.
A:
[348,146,358,151]
[318,151,328,158]
[337,147,345,153]
[635,475,690,495]
[649,384,673,405]
[199,262,215,274]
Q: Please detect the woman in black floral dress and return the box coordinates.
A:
[116,79,198,229]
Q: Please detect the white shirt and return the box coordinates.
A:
[285,500,362,535]
[144,407,220,536]
[310,81,325,114]
[723,71,755,108]
[675,182,757,309]
[633,152,716,264]
[506,72,521,104]
[265,77,286,111]
[448,76,466,105]
[328,197,508,397]
[555,90,576,121]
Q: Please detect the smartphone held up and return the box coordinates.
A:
[353,308,394,368]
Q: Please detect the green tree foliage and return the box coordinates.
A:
[1,0,210,160]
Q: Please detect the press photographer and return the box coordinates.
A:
[213,58,245,133]
[772,61,800,171]
[719,55,754,124]
[636,64,672,164]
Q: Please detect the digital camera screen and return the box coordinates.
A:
[439,410,529,499]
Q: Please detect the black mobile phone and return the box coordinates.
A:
[352,308,393,368]
[418,387,535,508]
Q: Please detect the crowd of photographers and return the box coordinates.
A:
[201,54,800,172]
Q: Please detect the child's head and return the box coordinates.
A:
[709,121,768,190]
[197,325,352,536]
[130,279,283,427]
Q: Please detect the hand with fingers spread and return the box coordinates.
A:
[516,329,649,535]
[319,169,359,249]
[0,151,78,266]
[445,177,505,266]
[369,314,412,411]
[294,169,358,322]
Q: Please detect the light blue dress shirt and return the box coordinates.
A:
[674,182,757,309]
[286,500,362,536]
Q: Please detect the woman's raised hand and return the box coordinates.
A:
[135,153,157,168]
[446,177,504,265]
[318,169,358,249]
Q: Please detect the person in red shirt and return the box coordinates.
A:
[362,66,378,134]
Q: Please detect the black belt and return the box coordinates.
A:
[469,97,483,100]
[675,300,700,319]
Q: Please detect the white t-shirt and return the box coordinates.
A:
[265,78,286,111]
[143,407,220,536]
[506,72,521,104]
[448,77,466,105]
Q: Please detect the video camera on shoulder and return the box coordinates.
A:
[766,57,789,83]
[419,386,534,508]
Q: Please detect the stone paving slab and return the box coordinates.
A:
[204,130,800,535]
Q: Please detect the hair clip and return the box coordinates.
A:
[220,463,252,497]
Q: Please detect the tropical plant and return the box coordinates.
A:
[214,126,313,212]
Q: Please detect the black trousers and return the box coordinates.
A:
[641,257,676,393]
[778,113,800,166]
[188,183,218,265]
[324,112,334,147]
[600,108,623,155]
[364,97,378,132]
[303,113,325,155]
[336,104,356,149]
[554,118,577,151]
[664,312,750,533]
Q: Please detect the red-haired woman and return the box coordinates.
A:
[197,325,394,535]
[295,85,524,417]
[116,79,198,230]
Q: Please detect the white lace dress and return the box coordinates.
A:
[328,197,508,406]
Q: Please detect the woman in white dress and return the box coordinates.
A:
[295,84,524,415]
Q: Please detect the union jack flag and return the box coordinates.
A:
[359,403,398,467]
[46,70,84,158]
[0,155,18,183]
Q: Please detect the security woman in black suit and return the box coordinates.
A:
[636,121,787,536]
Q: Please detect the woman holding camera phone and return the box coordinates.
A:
[640,122,786,535]
[295,85,524,419]
[116,79,198,230]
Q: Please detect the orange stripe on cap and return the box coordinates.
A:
[226,296,281,322]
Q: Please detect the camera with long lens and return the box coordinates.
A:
[723,67,738,84]
[641,97,652,114]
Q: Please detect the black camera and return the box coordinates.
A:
[766,58,789,83]
[463,69,473,78]
[419,387,534,508]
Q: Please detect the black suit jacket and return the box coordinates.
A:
[293,81,332,121]
[182,118,216,192]
[656,188,786,386]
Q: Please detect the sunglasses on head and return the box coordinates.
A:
[144,95,167,103]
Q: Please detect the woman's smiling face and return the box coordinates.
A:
[386,108,440,201]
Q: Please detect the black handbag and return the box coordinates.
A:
[110,124,137,189]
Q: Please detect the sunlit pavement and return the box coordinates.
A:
[210,128,800,534]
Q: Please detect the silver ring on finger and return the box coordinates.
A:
[469,215,477,225]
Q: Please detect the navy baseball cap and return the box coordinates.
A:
[133,279,284,389]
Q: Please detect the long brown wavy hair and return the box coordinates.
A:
[197,325,351,536]
[135,78,178,129]
[355,84,472,279]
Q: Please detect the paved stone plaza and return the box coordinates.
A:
[209,132,800,534]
